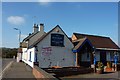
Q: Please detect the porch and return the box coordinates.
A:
[72,38,120,70]
[72,38,94,68]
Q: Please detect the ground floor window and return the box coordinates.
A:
[29,51,32,62]
[116,52,120,62]
[110,52,114,61]
[35,53,37,62]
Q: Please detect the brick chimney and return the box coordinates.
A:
[33,23,39,33]
[39,23,44,33]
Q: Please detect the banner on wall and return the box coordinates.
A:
[42,47,52,56]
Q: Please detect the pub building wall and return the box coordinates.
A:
[36,27,75,68]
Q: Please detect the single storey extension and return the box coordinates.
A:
[72,33,120,67]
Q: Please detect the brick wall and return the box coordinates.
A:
[33,66,57,79]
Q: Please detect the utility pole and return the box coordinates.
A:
[13,28,21,62]
[13,28,21,47]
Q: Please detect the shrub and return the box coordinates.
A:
[97,62,104,70]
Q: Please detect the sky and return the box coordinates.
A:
[1,2,119,48]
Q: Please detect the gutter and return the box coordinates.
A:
[96,48,120,51]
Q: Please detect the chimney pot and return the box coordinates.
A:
[33,23,39,33]
[29,33,31,35]
[39,23,44,32]
[40,23,44,26]
[34,23,36,26]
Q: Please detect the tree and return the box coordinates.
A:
[1,47,18,58]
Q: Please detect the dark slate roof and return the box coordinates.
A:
[73,37,87,50]
[23,32,39,41]
[29,33,47,48]
[68,37,72,42]
[73,33,119,49]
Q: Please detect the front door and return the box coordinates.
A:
[100,51,106,66]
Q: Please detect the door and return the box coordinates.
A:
[100,51,106,66]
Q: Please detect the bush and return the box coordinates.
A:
[96,62,104,70]
[1,48,17,58]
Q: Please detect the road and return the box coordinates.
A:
[0,58,15,79]
[2,58,15,70]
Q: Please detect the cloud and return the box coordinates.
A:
[38,0,52,6]
[7,16,25,25]
[2,0,119,2]
[39,2,49,5]
[38,0,51,2]
[38,0,119,2]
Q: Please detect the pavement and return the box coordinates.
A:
[2,61,36,79]
[61,71,120,80]
[1,59,120,80]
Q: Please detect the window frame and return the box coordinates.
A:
[29,51,32,62]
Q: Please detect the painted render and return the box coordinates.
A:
[22,48,35,67]
[36,26,75,68]
[21,25,75,68]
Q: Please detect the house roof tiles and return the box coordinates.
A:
[73,33,119,49]
[30,25,72,48]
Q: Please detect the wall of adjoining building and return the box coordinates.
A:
[22,48,35,67]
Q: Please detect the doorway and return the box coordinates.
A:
[100,51,106,66]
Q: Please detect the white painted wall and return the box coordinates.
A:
[17,52,22,62]
[22,48,35,67]
[37,27,75,68]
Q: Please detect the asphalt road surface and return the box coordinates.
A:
[2,58,15,70]
[0,58,15,79]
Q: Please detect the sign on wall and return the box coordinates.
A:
[51,34,64,47]
[42,47,52,56]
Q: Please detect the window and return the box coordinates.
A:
[51,34,64,47]
[110,52,114,61]
[35,53,37,62]
[87,52,90,59]
[29,51,32,62]
[118,52,120,61]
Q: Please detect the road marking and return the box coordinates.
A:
[0,61,14,79]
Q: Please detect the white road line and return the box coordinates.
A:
[0,61,14,79]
